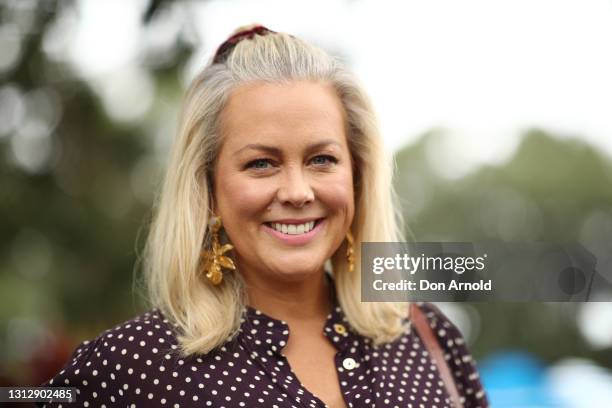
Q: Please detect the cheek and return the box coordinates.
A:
[317,170,355,218]
[217,174,274,218]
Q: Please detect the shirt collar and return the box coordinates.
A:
[239,272,357,358]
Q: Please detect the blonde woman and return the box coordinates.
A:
[40,25,488,408]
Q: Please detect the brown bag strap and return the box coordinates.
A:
[410,303,463,408]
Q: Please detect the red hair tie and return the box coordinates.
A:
[213,25,276,64]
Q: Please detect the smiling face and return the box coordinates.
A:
[212,80,355,284]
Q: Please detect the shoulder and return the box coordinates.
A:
[413,302,489,407]
[39,309,180,407]
[415,302,462,341]
[414,302,474,369]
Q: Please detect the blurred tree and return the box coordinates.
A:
[0,0,198,385]
[394,129,612,368]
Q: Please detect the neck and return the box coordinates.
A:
[243,269,332,324]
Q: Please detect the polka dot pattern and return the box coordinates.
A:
[39,293,488,407]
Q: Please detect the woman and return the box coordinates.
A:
[40,25,488,408]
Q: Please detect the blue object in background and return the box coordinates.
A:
[479,350,564,408]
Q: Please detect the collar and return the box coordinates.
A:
[239,272,357,360]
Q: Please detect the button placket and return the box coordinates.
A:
[245,308,329,408]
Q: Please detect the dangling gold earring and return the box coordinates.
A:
[346,231,355,272]
[201,216,236,285]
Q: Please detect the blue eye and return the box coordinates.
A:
[246,159,272,169]
[311,155,338,166]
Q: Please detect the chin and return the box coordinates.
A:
[269,261,324,281]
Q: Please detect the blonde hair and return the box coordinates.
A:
[143,25,408,356]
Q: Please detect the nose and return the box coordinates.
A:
[276,166,315,208]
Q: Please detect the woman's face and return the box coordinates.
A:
[213,80,355,284]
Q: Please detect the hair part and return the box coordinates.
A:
[143,26,408,356]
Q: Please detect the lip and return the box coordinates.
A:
[262,218,325,246]
[264,217,322,224]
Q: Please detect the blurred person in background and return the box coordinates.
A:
[38,24,488,408]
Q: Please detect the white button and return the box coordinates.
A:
[342,357,356,370]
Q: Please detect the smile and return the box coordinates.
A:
[267,221,315,235]
[262,218,325,245]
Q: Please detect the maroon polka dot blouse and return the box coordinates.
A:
[39,280,489,408]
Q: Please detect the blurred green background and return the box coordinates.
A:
[1,1,611,406]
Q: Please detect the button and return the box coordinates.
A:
[333,323,347,335]
[342,357,356,370]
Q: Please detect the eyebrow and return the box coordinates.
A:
[233,139,342,157]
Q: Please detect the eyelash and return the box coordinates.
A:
[245,155,338,170]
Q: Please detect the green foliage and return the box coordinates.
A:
[0,0,196,383]
[394,129,612,367]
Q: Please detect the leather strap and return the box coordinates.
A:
[410,303,463,408]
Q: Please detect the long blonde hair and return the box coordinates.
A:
[143,25,408,356]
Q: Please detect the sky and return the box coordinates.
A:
[66,0,612,177]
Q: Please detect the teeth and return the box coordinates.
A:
[270,221,317,235]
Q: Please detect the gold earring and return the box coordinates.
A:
[346,231,355,272]
[201,216,236,285]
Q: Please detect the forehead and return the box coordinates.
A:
[218,80,347,149]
